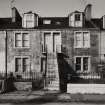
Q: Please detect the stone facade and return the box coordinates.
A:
[6,29,41,73]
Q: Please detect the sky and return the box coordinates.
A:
[0,0,105,18]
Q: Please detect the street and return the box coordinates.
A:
[0,103,105,105]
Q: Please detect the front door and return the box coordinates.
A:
[53,32,61,52]
[44,33,53,53]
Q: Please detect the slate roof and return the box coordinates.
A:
[0,18,22,29]
[0,17,102,29]
[91,18,103,29]
[38,17,69,28]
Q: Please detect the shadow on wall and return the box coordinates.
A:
[57,54,80,92]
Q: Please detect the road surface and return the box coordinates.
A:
[0,103,105,105]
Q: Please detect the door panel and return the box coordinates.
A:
[44,33,53,53]
[53,33,61,52]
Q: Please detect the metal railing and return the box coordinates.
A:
[67,71,105,84]
[0,71,43,82]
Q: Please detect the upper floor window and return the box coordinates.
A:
[75,14,81,21]
[74,31,90,48]
[15,32,30,48]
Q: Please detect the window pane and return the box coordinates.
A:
[15,33,22,47]
[23,33,29,40]
[83,57,88,71]
[83,32,89,41]
[76,57,81,71]
[22,33,30,47]
[23,58,29,72]
[23,41,29,47]
[76,40,82,47]
[15,58,21,72]
[15,33,22,40]
[53,33,60,36]
[15,41,22,47]
[76,32,82,40]
[75,32,82,47]
[75,14,80,21]
[83,32,90,47]
[43,20,51,24]
[26,14,33,20]
[26,21,34,27]
[23,58,29,65]
[84,40,89,47]
[16,58,21,65]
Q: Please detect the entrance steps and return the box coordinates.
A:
[45,52,59,90]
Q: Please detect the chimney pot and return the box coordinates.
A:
[84,4,92,21]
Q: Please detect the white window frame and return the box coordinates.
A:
[74,56,91,72]
[14,31,30,48]
[74,31,90,48]
[14,56,30,72]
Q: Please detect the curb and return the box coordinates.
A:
[0,92,105,103]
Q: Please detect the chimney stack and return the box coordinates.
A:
[84,4,92,21]
[12,7,22,23]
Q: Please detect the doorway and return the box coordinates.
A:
[44,31,61,53]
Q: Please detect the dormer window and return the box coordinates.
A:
[69,12,83,27]
[22,12,38,28]
[25,14,34,27]
[75,14,81,21]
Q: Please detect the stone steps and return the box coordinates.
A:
[45,52,59,90]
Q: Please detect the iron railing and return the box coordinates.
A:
[0,72,43,81]
[67,71,105,84]
[0,71,105,83]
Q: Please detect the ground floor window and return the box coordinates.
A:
[15,57,30,72]
[75,56,90,72]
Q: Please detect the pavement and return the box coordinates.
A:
[0,90,105,104]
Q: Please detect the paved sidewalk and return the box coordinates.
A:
[0,90,105,103]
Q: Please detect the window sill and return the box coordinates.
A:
[14,47,30,49]
[76,71,90,73]
[74,47,90,49]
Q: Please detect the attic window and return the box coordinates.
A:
[75,14,81,21]
[56,21,61,25]
[43,20,51,24]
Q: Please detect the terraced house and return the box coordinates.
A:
[0,4,104,91]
